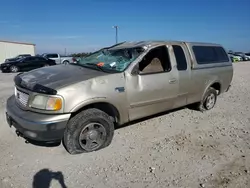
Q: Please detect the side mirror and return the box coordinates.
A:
[131,64,140,75]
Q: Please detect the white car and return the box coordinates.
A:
[245,53,250,60]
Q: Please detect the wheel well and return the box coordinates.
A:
[71,102,120,124]
[210,82,221,95]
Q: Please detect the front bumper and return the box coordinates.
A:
[6,95,71,142]
[0,65,10,72]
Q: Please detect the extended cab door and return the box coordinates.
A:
[169,43,192,108]
[125,45,179,121]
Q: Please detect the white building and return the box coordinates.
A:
[0,40,36,63]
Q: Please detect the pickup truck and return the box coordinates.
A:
[5,41,233,155]
[41,53,76,64]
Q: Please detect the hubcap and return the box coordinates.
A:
[78,123,106,151]
[11,66,18,72]
[205,93,215,110]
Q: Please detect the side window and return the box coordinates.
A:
[172,45,187,71]
[24,57,34,61]
[192,46,229,64]
[46,54,58,58]
[34,57,45,61]
[138,46,171,74]
[214,47,229,62]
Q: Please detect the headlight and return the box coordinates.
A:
[30,95,63,111]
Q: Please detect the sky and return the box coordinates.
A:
[0,0,249,54]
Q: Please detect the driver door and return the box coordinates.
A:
[22,57,41,71]
[126,45,179,121]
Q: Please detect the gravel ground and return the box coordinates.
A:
[0,62,250,188]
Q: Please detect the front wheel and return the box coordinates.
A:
[63,108,115,154]
[10,65,19,73]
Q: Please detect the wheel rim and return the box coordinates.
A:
[205,93,216,110]
[10,66,18,72]
[44,64,49,67]
[78,123,107,151]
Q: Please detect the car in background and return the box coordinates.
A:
[229,55,234,62]
[5,54,31,62]
[0,56,56,73]
[234,52,250,61]
[244,53,250,60]
[41,53,75,64]
[228,53,243,62]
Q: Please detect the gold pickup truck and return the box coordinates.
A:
[5,41,233,154]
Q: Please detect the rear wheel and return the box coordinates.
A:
[43,64,50,67]
[10,65,19,73]
[63,61,69,65]
[63,108,115,154]
[191,87,217,112]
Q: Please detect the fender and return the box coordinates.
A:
[201,80,221,100]
[61,58,70,64]
[69,97,129,125]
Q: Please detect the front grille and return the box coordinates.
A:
[15,87,29,106]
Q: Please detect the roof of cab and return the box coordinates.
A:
[108,40,222,50]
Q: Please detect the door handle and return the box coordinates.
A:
[169,78,177,84]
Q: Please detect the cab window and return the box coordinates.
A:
[138,46,171,74]
[46,54,59,58]
[173,45,187,71]
[192,46,229,64]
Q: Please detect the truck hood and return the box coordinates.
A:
[15,64,108,93]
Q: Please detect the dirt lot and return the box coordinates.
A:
[0,62,250,188]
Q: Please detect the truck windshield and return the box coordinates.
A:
[77,47,144,72]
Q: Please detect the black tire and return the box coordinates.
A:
[10,65,19,73]
[191,87,217,112]
[63,108,114,154]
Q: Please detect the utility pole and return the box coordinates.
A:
[112,26,118,44]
